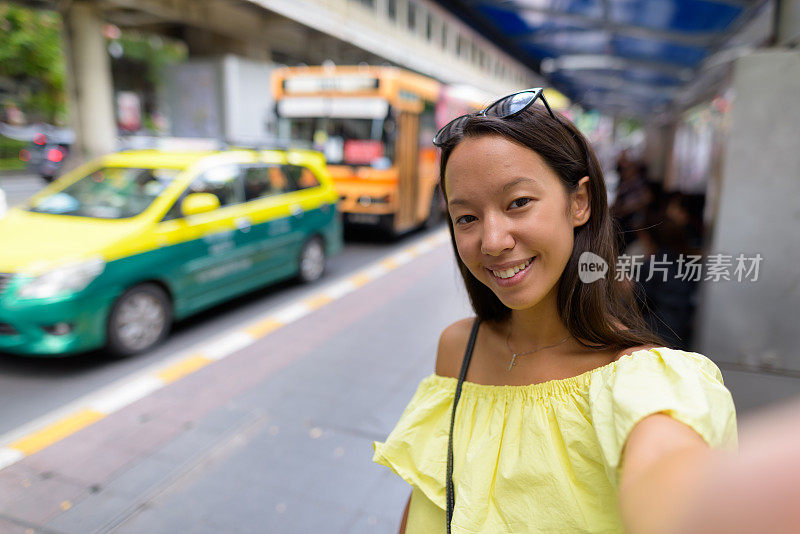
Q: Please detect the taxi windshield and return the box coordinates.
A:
[27,167,180,219]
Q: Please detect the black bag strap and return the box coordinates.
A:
[446,317,481,533]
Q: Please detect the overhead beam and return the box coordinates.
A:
[510,6,722,48]
[557,73,679,97]
[99,0,269,41]
[505,0,756,10]
[517,25,718,49]
[540,54,693,80]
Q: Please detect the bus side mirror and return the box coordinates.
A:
[181,193,220,216]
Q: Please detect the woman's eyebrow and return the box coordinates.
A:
[448,198,471,208]
[449,177,539,207]
[503,177,540,192]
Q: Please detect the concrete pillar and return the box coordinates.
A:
[61,1,116,160]
[776,0,800,45]
[643,122,674,184]
[396,0,409,32]
[695,49,800,411]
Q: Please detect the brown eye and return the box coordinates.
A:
[455,214,476,225]
[509,198,532,209]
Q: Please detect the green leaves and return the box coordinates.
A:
[0,5,66,123]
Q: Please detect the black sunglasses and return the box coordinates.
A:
[432,88,562,147]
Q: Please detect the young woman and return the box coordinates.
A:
[372,90,738,533]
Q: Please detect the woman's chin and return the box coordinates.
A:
[494,290,549,311]
[484,278,558,311]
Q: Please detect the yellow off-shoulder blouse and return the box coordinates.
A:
[373,347,738,533]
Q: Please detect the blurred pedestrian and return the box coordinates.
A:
[639,194,699,349]
[373,92,741,533]
[612,149,652,252]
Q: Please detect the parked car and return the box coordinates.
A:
[0,146,343,356]
[0,185,6,217]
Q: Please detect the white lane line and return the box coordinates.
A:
[271,302,312,324]
[362,263,388,279]
[0,448,24,471]
[392,250,415,265]
[87,375,165,414]
[322,279,357,300]
[203,331,257,361]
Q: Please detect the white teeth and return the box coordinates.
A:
[491,258,533,279]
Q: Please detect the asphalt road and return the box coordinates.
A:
[0,171,447,438]
[0,171,44,208]
[0,230,466,533]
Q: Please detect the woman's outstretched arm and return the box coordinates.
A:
[620,404,800,534]
[618,413,713,534]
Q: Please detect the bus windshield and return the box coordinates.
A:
[278,117,395,167]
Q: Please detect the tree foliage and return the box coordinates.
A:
[0,4,66,123]
[116,32,187,89]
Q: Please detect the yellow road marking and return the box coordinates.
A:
[380,258,400,270]
[304,294,333,309]
[404,245,420,256]
[425,236,440,245]
[156,355,213,384]
[10,409,105,456]
[244,318,284,338]
[349,273,372,288]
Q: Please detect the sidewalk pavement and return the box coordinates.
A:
[0,240,471,533]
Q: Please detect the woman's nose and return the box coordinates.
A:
[480,215,514,256]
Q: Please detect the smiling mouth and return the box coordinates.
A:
[488,257,534,279]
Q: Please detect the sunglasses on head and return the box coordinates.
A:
[432,88,562,147]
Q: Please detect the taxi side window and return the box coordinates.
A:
[242,164,318,201]
[285,165,320,190]
[189,165,244,206]
[161,164,244,221]
[243,166,274,201]
[242,165,290,201]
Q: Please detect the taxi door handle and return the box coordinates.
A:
[235,217,252,233]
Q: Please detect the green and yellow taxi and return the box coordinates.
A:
[0,146,342,356]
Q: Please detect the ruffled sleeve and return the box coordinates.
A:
[372,374,452,510]
[589,347,738,487]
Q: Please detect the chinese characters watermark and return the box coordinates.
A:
[578,253,763,284]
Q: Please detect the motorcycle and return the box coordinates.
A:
[18,131,71,183]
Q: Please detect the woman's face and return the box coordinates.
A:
[445,135,589,311]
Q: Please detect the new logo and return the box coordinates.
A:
[578,252,608,283]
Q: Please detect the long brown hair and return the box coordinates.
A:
[438,105,663,351]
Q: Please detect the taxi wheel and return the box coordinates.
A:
[106,283,172,357]
[298,236,326,283]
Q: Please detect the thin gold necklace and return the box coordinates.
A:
[505,325,571,371]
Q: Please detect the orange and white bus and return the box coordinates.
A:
[272,66,486,235]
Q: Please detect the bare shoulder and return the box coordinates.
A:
[435,318,479,378]
[614,344,663,362]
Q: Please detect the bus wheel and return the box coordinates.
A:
[107,283,172,357]
[298,236,326,283]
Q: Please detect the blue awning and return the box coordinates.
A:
[437,0,771,116]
